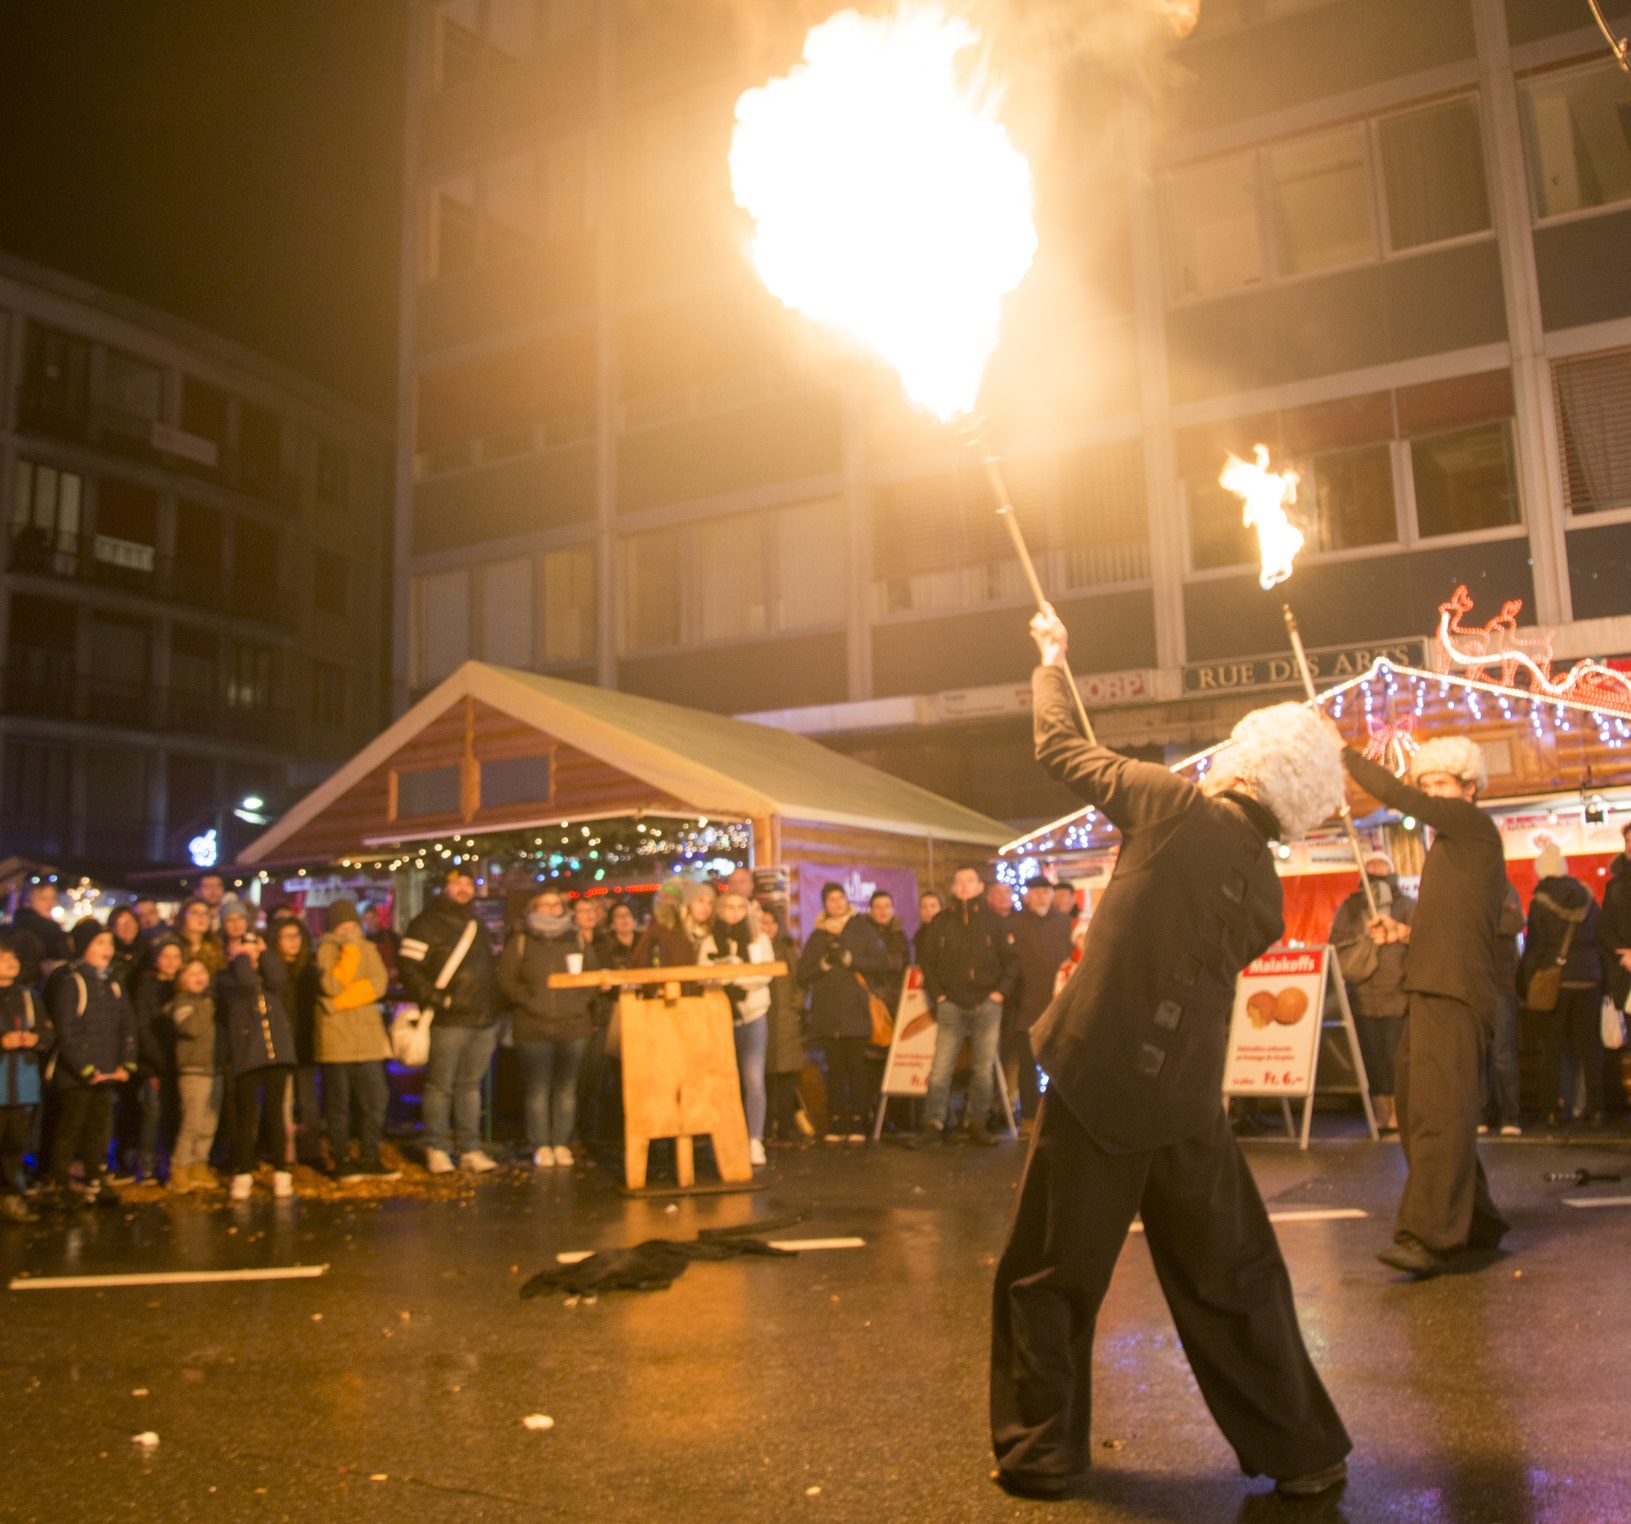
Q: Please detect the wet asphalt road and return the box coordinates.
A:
[3,1130,1630,1524]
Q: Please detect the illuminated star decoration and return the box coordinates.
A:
[1364,715,1420,778]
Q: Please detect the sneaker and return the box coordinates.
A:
[552,1146,574,1168]
[822,1133,844,1144]
[749,1138,767,1167]
[272,1171,294,1200]
[846,1133,867,1144]
[229,1174,253,1201]
[1377,1233,1449,1279]
[189,1165,219,1191]
[343,1158,402,1183]
[1476,1124,1489,1136]
[906,1122,944,1149]
[1499,1124,1523,1138]
[459,1150,498,1173]
[166,1171,194,1195]
[1276,1460,1347,1497]
[425,1148,455,1175]
[533,1146,555,1169]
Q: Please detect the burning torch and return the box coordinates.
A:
[1220,447,1379,920]
[729,2,1094,742]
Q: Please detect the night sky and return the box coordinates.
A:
[0,1,406,417]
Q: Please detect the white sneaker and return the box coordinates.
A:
[425,1148,455,1175]
[822,1133,843,1144]
[552,1146,574,1168]
[1476,1124,1489,1136]
[460,1150,498,1173]
[229,1173,253,1201]
[749,1138,767,1167]
[533,1146,554,1168]
[847,1133,867,1144]
[1500,1124,1523,1137]
[272,1171,294,1200]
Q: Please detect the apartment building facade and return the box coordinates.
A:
[400,0,1631,829]
[0,256,393,871]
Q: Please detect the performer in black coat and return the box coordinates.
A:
[1342,738,1509,1277]
[991,605,1352,1502]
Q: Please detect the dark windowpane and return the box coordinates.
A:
[1555,347,1631,515]
[21,323,91,434]
[182,377,229,445]
[232,521,280,619]
[239,403,284,494]
[1380,99,1491,250]
[1412,422,1520,538]
[311,660,347,729]
[313,556,348,615]
[480,754,552,808]
[316,441,348,504]
[85,748,150,859]
[166,753,218,848]
[1309,445,1396,552]
[397,765,461,817]
[2,740,73,856]
[1187,475,1257,572]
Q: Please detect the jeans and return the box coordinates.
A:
[231,1067,291,1175]
[516,1038,588,1149]
[1483,994,1520,1126]
[923,998,1003,1130]
[321,1060,389,1166]
[423,1024,498,1156]
[734,1017,768,1142]
[172,1074,222,1171]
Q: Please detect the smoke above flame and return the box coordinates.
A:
[729,3,1038,422]
[1220,445,1304,591]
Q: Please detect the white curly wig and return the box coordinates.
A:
[1410,735,1487,793]
[1214,702,1346,842]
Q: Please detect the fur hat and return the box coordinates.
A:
[1409,735,1487,794]
[1216,702,1346,842]
[1535,842,1568,881]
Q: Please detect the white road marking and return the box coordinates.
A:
[9,1264,330,1291]
[554,1236,866,1264]
[1563,1195,1631,1209]
[1129,1208,1366,1234]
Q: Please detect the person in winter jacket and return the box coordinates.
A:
[760,907,808,1144]
[797,884,891,1142]
[314,901,398,1181]
[1598,819,1631,1016]
[499,890,602,1169]
[913,864,1018,1147]
[0,936,52,1221]
[175,897,226,974]
[1005,877,1074,1125]
[1330,852,1416,1133]
[9,881,71,986]
[708,891,777,1166]
[107,905,148,990]
[398,867,500,1175]
[271,918,323,1166]
[1485,883,1525,1136]
[632,878,717,978]
[48,920,137,1203]
[914,891,943,965]
[125,938,183,1180]
[167,958,221,1192]
[216,931,299,1201]
[1520,844,1606,1126]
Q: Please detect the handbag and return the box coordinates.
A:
[1603,995,1627,1052]
[856,972,893,1048]
[1525,895,1586,1013]
[391,917,478,1068]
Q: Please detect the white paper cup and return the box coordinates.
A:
[565,953,583,975]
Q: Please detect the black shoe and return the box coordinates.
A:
[1378,1234,1449,1279]
[906,1123,944,1149]
[992,1468,1087,1501]
[969,1123,1000,1147]
[1276,1459,1347,1497]
[1465,1213,1510,1251]
[342,1158,403,1183]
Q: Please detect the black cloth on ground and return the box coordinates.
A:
[521,1225,800,1297]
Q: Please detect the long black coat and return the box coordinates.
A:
[798,914,891,1041]
[217,950,298,1077]
[1520,875,1603,1000]
[1008,907,1074,1031]
[1598,854,1631,1008]
[1027,665,1285,1154]
[1344,751,1506,1012]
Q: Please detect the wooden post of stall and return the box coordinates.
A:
[549,963,788,1193]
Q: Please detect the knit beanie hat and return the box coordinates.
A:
[71,918,110,958]
[1535,843,1568,881]
[325,899,362,931]
[219,895,251,928]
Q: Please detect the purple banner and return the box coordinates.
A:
[793,862,920,944]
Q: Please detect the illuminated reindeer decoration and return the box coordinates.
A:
[1434,585,1631,713]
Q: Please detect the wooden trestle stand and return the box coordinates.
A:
[547,964,787,1193]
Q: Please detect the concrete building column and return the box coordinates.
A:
[1125,106,1187,675]
[593,0,619,690]
[842,386,872,701]
[1471,0,1573,627]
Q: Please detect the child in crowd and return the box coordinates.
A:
[0,936,52,1222]
[47,920,137,1206]
[167,958,221,1192]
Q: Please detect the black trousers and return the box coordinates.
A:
[1001,1027,1043,1120]
[990,1093,1350,1486]
[321,1060,388,1165]
[51,1085,116,1188]
[0,1104,35,1193]
[231,1067,291,1175]
[1541,987,1603,1118]
[1395,993,1507,1252]
[821,1037,870,1133]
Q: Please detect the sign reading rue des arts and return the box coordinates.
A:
[1182,638,1426,697]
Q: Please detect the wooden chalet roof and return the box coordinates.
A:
[240,662,1010,865]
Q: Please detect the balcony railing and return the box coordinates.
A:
[1,659,288,743]
[6,529,286,625]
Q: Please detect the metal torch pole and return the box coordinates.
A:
[1281,604,1379,922]
[970,440,1098,744]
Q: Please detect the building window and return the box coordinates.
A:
[238,403,285,498]
[617,528,683,655]
[20,323,91,435]
[227,644,275,711]
[1521,61,1631,220]
[182,376,229,448]
[396,765,462,819]
[1378,98,1491,250]
[170,627,220,735]
[2,739,73,858]
[481,557,534,667]
[313,554,349,616]
[694,513,767,644]
[480,754,552,808]
[1186,473,1259,574]
[1411,422,1520,539]
[541,545,596,664]
[5,595,76,719]
[1162,151,1263,300]
[93,479,159,583]
[11,459,83,575]
[89,614,152,727]
[1267,124,1376,277]
[311,660,347,729]
[1555,347,1631,516]
[1058,444,1151,590]
[231,520,280,620]
[430,0,542,92]
[414,569,471,686]
[173,500,223,607]
[103,351,165,440]
[773,499,848,633]
[316,441,348,505]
